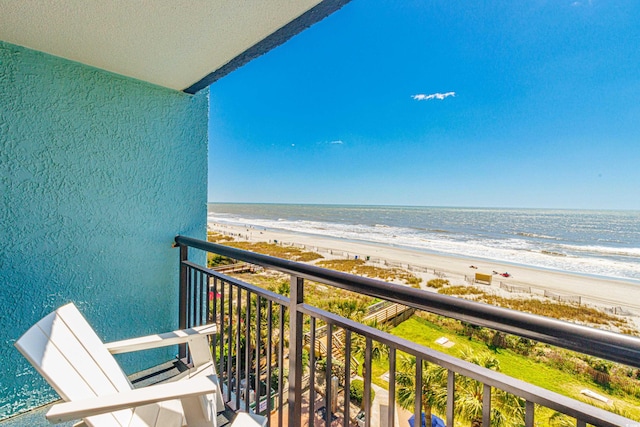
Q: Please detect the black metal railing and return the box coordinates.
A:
[176,235,640,427]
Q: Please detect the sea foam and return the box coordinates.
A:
[208,204,640,282]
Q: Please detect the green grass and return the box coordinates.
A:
[380,316,640,420]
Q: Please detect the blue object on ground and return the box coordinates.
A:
[408,413,446,427]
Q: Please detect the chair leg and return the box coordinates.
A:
[229,412,267,427]
[187,337,226,412]
[181,394,217,427]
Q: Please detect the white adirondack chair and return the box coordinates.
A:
[15,303,266,427]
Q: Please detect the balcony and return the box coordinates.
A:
[174,235,640,427]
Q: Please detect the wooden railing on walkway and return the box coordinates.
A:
[362,302,412,325]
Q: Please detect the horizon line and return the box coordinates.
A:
[207,201,640,212]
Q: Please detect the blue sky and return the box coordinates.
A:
[208,0,640,209]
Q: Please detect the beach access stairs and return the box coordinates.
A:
[304,326,359,375]
[302,301,413,376]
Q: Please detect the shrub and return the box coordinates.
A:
[439,285,485,296]
[461,322,482,339]
[349,379,375,408]
[207,232,234,242]
[316,259,421,286]
[427,278,449,289]
[480,295,628,328]
[509,336,537,356]
[276,280,290,297]
[490,332,507,349]
[270,367,288,390]
[315,358,346,386]
[589,358,613,374]
[207,253,235,268]
[226,241,323,262]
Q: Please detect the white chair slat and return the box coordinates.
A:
[188,335,214,368]
[16,312,132,426]
[128,405,158,427]
[44,314,134,427]
[56,304,132,392]
[46,314,123,396]
[14,323,127,427]
[183,358,225,412]
[153,400,185,427]
[83,413,128,427]
[15,319,97,401]
[128,400,186,427]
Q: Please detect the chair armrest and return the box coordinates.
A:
[105,324,217,354]
[46,375,218,423]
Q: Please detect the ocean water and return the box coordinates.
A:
[207,204,640,282]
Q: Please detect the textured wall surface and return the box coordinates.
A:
[0,41,208,419]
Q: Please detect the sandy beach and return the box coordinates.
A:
[208,222,640,324]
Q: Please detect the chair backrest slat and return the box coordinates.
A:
[15,304,134,427]
[16,314,98,400]
[55,304,132,393]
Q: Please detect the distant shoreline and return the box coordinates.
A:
[208,201,640,213]
[283,230,640,286]
[208,221,640,322]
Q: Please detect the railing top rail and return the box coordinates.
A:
[175,235,640,368]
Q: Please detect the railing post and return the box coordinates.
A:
[446,370,455,427]
[525,401,535,427]
[387,347,395,427]
[178,243,188,360]
[414,357,423,427]
[288,275,304,426]
[482,384,491,427]
[364,336,372,427]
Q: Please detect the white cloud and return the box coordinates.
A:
[412,92,456,101]
[318,140,344,146]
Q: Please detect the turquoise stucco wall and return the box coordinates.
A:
[0,41,209,419]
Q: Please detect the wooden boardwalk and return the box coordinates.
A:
[305,302,414,373]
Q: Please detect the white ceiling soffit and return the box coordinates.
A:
[0,0,350,94]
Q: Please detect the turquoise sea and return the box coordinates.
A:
[208,204,640,282]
